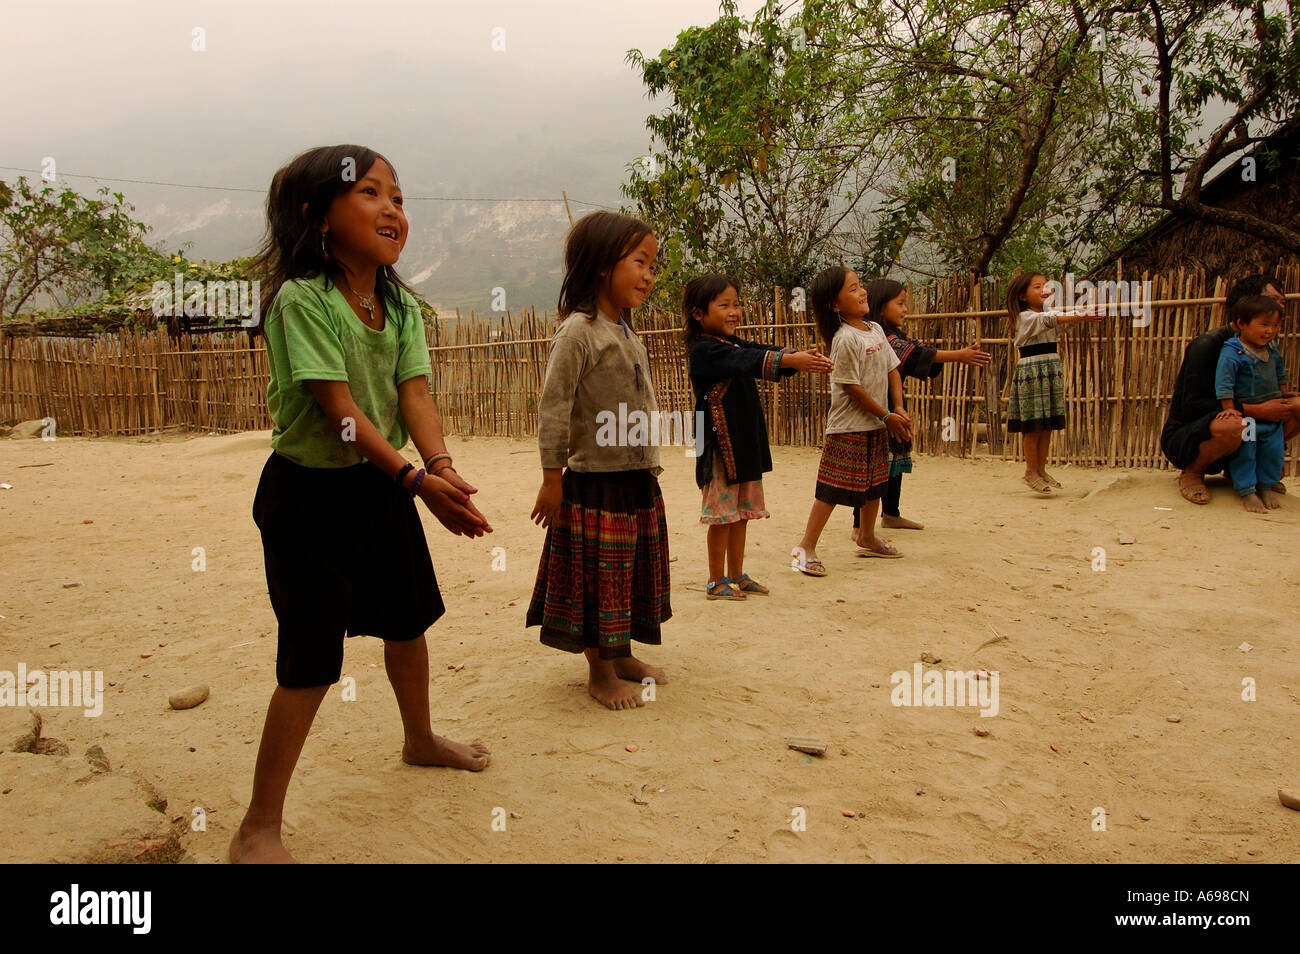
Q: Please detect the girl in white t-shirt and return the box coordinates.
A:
[791,267,913,576]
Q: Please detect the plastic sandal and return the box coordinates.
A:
[856,541,903,558]
[1023,475,1052,494]
[706,579,746,601]
[790,546,828,577]
[727,573,769,595]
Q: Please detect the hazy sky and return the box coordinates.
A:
[1,0,769,202]
[0,0,771,269]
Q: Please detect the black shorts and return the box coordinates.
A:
[252,452,445,688]
[1160,412,1231,474]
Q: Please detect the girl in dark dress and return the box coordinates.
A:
[684,275,833,599]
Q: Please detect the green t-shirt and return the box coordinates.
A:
[263,273,433,468]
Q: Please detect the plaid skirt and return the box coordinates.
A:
[1007,354,1066,433]
[814,430,890,507]
[526,469,671,658]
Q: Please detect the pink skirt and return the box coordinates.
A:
[700,454,769,525]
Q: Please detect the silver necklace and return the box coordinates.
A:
[342,276,377,322]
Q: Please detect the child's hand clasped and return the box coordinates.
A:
[417,469,492,537]
[886,408,913,441]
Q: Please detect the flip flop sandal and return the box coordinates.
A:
[1023,475,1052,494]
[1041,471,1063,488]
[1177,475,1210,505]
[856,542,903,558]
[706,579,746,600]
[790,546,828,577]
[728,573,769,595]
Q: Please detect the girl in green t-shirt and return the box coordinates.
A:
[230,144,493,864]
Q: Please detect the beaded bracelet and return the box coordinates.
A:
[409,468,427,497]
[425,452,452,471]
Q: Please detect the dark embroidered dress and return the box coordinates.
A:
[689,334,793,521]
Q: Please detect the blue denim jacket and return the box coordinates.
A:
[1215,336,1289,404]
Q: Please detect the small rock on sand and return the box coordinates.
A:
[85,745,111,773]
[10,420,47,439]
[33,737,70,757]
[1118,532,1136,545]
[1137,810,1151,821]
[1166,715,1181,723]
[168,685,209,710]
[624,744,638,753]
[11,711,41,753]
[920,652,941,665]
[973,726,989,737]
[1279,789,1300,811]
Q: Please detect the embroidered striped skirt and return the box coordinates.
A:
[527,469,671,658]
[1007,354,1066,433]
[814,430,889,507]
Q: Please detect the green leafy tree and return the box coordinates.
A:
[1120,0,1300,254]
[623,0,887,305]
[0,177,166,318]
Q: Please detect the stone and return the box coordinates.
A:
[787,737,828,756]
[168,685,209,710]
[32,737,70,757]
[10,420,47,439]
[1166,715,1181,723]
[85,745,111,773]
[1278,788,1300,811]
[11,711,40,753]
[920,652,941,665]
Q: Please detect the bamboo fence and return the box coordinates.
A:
[3,264,1298,474]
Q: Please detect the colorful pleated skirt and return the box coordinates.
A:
[1007,354,1066,433]
[527,468,671,658]
[814,430,890,507]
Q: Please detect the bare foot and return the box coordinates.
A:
[880,514,924,530]
[229,824,297,864]
[1242,493,1268,514]
[402,734,491,770]
[588,667,643,710]
[614,656,667,686]
[1260,490,1283,509]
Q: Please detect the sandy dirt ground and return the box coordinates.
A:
[1,430,1297,863]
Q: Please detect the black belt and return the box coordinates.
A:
[1018,342,1058,357]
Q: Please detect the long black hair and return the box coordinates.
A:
[866,278,906,333]
[809,266,849,349]
[557,211,654,321]
[252,144,416,328]
[681,273,740,346]
[1005,270,1044,338]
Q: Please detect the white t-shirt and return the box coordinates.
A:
[825,321,900,434]
[1014,309,1059,349]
